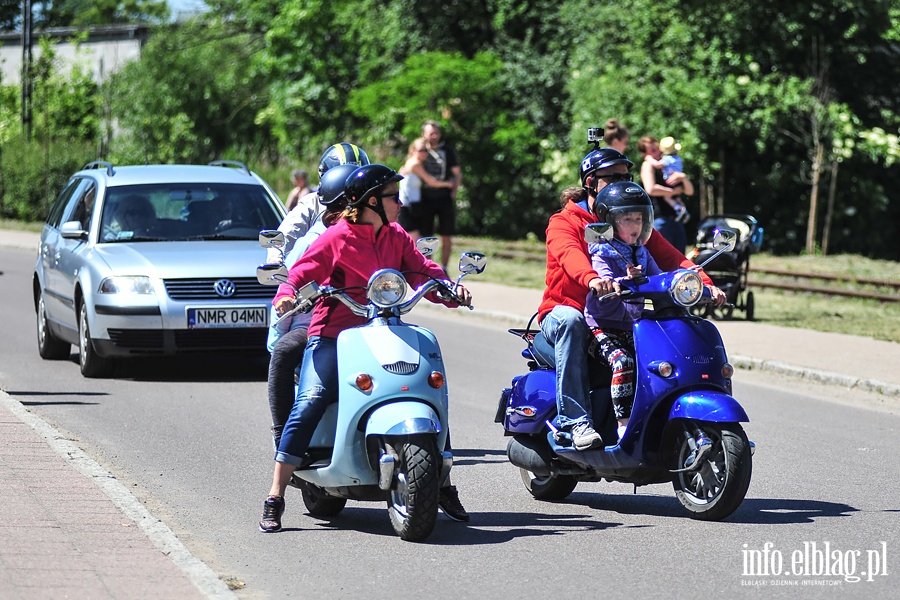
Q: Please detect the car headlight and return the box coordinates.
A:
[367,269,407,308]
[98,276,154,295]
[669,271,703,306]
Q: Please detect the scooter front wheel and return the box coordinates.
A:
[519,469,578,501]
[672,423,752,521]
[386,436,440,542]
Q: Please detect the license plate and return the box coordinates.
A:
[188,306,268,329]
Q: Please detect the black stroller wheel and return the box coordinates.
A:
[710,304,734,321]
[745,291,755,321]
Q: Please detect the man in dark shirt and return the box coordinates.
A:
[420,120,461,272]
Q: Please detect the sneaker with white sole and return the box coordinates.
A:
[571,421,603,451]
[259,496,285,533]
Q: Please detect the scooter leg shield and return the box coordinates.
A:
[668,390,750,423]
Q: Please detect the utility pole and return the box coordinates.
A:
[22,0,33,142]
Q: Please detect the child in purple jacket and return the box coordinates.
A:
[583,182,660,440]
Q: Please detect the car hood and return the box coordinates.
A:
[93,241,266,279]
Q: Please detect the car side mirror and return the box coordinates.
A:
[60,220,87,240]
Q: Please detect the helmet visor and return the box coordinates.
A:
[608,205,654,246]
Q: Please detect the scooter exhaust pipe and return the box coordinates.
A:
[507,435,552,477]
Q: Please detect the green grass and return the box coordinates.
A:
[4,222,898,343]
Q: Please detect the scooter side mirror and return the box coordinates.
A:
[416,236,440,257]
[259,229,285,249]
[257,263,289,285]
[585,222,614,245]
[458,251,487,276]
[712,228,738,253]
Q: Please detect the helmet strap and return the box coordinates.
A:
[362,196,389,227]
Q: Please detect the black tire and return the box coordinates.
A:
[745,291,755,321]
[386,436,440,542]
[299,481,347,517]
[519,468,578,501]
[36,291,70,359]
[672,423,752,521]
[78,302,114,378]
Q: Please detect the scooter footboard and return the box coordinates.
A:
[668,390,749,422]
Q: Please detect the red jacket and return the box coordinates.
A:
[537,200,712,321]
[275,220,451,338]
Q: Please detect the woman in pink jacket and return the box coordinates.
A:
[259,164,472,533]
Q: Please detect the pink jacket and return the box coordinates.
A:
[274,220,452,338]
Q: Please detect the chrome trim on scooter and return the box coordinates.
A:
[384,417,439,436]
[749,440,756,456]
[378,454,395,490]
[382,361,418,375]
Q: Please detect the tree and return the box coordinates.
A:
[38,0,169,27]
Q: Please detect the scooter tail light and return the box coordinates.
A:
[722,362,734,379]
[428,371,444,388]
[355,373,374,392]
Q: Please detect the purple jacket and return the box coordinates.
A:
[584,238,660,330]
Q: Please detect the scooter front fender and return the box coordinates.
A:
[668,390,749,423]
[366,401,443,437]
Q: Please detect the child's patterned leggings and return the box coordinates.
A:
[591,327,636,419]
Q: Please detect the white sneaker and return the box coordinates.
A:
[571,421,603,451]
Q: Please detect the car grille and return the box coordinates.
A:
[107,328,267,353]
[163,277,277,301]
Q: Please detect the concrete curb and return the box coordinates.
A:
[420,303,900,400]
[0,390,238,600]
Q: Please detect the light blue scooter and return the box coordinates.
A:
[258,233,486,541]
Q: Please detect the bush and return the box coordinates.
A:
[0,139,95,221]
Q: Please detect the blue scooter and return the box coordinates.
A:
[496,225,754,521]
[258,232,485,541]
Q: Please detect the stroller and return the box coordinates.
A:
[686,214,764,320]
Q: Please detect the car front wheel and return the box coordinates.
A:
[78,302,114,378]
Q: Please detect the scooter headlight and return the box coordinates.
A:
[670,271,704,307]
[367,269,407,308]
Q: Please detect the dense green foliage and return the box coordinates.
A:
[0,0,897,257]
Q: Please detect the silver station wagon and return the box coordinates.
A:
[33,161,286,377]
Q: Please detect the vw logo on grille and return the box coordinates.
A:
[214,279,237,297]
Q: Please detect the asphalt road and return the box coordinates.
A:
[1,245,898,599]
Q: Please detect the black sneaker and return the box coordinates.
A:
[438,485,470,522]
[259,496,285,533]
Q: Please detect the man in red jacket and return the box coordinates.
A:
[538,147,725,450]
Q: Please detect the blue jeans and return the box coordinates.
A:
[540,306,593,429]
[276,336,338,466]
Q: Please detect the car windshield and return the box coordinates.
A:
[100,183,282,242]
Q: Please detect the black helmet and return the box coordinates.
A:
[317,142,370,179]
[316,163,357,206]
[579,148,633,186]
[592,181,654,245]
[345,164,403,209]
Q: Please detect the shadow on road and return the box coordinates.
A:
[66,354,270,383]
[450,448,508,466]
[727,498,858,524]
[6,390,106,406]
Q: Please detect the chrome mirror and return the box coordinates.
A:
[256,263,289,285]
[584,222,614,245]
[416,236,440,257]
[259,230,285,249]
[713,228,738,253]
[458,251,487,276]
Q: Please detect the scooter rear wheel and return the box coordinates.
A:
[519,469,578,501]
[386,436,440,542]
[672,423,752,521]
[299,481,347,517]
